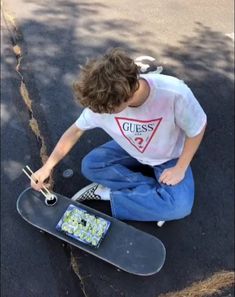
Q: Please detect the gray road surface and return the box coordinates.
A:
[1,1,234,297]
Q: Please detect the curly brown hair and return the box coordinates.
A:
[72,48,140,113]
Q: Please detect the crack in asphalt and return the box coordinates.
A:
[70,251,91,297]
[2,5,51,169]
[2,3,87,296]
[2,3,233,297]
[13,45,55,187]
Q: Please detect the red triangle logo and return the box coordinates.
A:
[115,117,162,153]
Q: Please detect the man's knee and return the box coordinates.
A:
[81,154,94,178]
[172,200,193,220]
[81,149,106,179]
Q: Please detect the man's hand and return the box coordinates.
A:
[30,165,52,191]
[159,166,186,186]
[159,124,207,186]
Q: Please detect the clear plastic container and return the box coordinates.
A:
[56,204,111,248]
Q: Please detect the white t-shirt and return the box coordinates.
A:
[75,73,207,166]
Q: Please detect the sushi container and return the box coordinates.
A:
[56,204,111,248]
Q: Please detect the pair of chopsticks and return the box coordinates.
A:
[22,165,53,200]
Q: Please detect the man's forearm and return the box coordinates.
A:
[176,124,206,171]
[44,125,84,170]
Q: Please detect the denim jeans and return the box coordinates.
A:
[81,140,195,221]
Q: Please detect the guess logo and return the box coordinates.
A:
[115,117,162,153]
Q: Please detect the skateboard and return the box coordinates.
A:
[17,187,166,276]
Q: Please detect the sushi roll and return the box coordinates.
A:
[91,238,98,246]
[85,236,92,243]
[61,223,70,232]
[74,229,82,237]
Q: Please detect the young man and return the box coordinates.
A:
[31,48,207,222]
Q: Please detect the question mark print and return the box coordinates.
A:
[135,137,144,148]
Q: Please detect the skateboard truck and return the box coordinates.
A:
[22,165,58,206]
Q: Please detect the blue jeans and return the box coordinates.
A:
[81,141,195,221]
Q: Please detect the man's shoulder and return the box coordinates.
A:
[142,73,186,94]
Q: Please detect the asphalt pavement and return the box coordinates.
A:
[1,14,83,297]
[1,1,234,297]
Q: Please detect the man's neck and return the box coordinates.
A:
[128,79,150,108]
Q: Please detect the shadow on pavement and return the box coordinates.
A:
[1,1,234,296]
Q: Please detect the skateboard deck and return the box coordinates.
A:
[17,187,166,275]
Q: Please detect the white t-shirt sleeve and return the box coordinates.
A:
[174,83,207,137]
[75,108,98,130]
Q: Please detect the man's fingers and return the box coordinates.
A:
[44,183,51,189]
[163,177,179,186]
[161,175,170,184]
[159,171,171,183]
[31,177,44,191]
[159,170,168,182]
[31,183,41,191]
[161,174,175,185]
[159,168,183,186]
[162,179,173,185]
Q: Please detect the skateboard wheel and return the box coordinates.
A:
[39,230,45,234]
